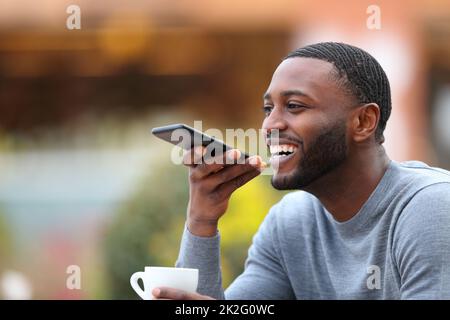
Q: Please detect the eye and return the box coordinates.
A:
[262,105,273,116]
[287,103,307,110]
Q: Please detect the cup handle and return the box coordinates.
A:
[130,272,147,300]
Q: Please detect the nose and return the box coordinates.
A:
[262,107,288,137]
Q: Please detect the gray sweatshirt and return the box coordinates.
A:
[176,160,450,299]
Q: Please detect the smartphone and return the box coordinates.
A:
[151,123,250,160]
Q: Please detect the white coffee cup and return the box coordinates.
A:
[130,267,199,300]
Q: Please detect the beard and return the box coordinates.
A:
[271,121,348,190]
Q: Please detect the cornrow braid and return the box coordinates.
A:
[285,42,392,143]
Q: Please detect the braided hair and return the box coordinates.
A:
[285,42,391,143]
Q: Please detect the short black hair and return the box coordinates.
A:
[285,42,391,143]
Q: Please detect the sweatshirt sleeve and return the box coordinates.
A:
[225,206,295,299]
[393,182,450,299]
[176,204,295,300]
[175,225,225,299]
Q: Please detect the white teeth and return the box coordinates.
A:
[269,144,298,155]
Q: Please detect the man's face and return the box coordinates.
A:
[262,57,353,190]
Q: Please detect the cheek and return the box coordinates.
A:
[288,113,325,140]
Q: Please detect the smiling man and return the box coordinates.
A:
[153,42,450,300]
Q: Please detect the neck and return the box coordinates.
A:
[303,145,390,222]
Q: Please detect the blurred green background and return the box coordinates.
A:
[0,0,450,299]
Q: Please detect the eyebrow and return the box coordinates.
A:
[263,89,315,102]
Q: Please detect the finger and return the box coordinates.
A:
[215,155,266,178]
[206,161,259,186]
[215,167,261,198]
[153,287,189,300]
[182,148,195,167]
[190,149,241,180]
[247,155,269,169]
[182,146,205,167]
[153,287,213,300]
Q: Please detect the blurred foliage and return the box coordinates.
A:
[0,210,13,271]
[102,161,188,299]
[103,158,285,299]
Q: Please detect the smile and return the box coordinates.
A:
[269,144,299,158]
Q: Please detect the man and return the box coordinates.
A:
[153,42,450,299]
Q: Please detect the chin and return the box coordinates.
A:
[271,172,304,190]
[271,176,291,190]
[271,166,318,190]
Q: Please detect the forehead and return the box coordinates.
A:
[265,57,339,102]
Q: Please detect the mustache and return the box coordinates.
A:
[266,131,304,146]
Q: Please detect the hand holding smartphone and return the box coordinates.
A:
[151,123,266,237]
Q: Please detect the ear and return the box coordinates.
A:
[350,103,380,143]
